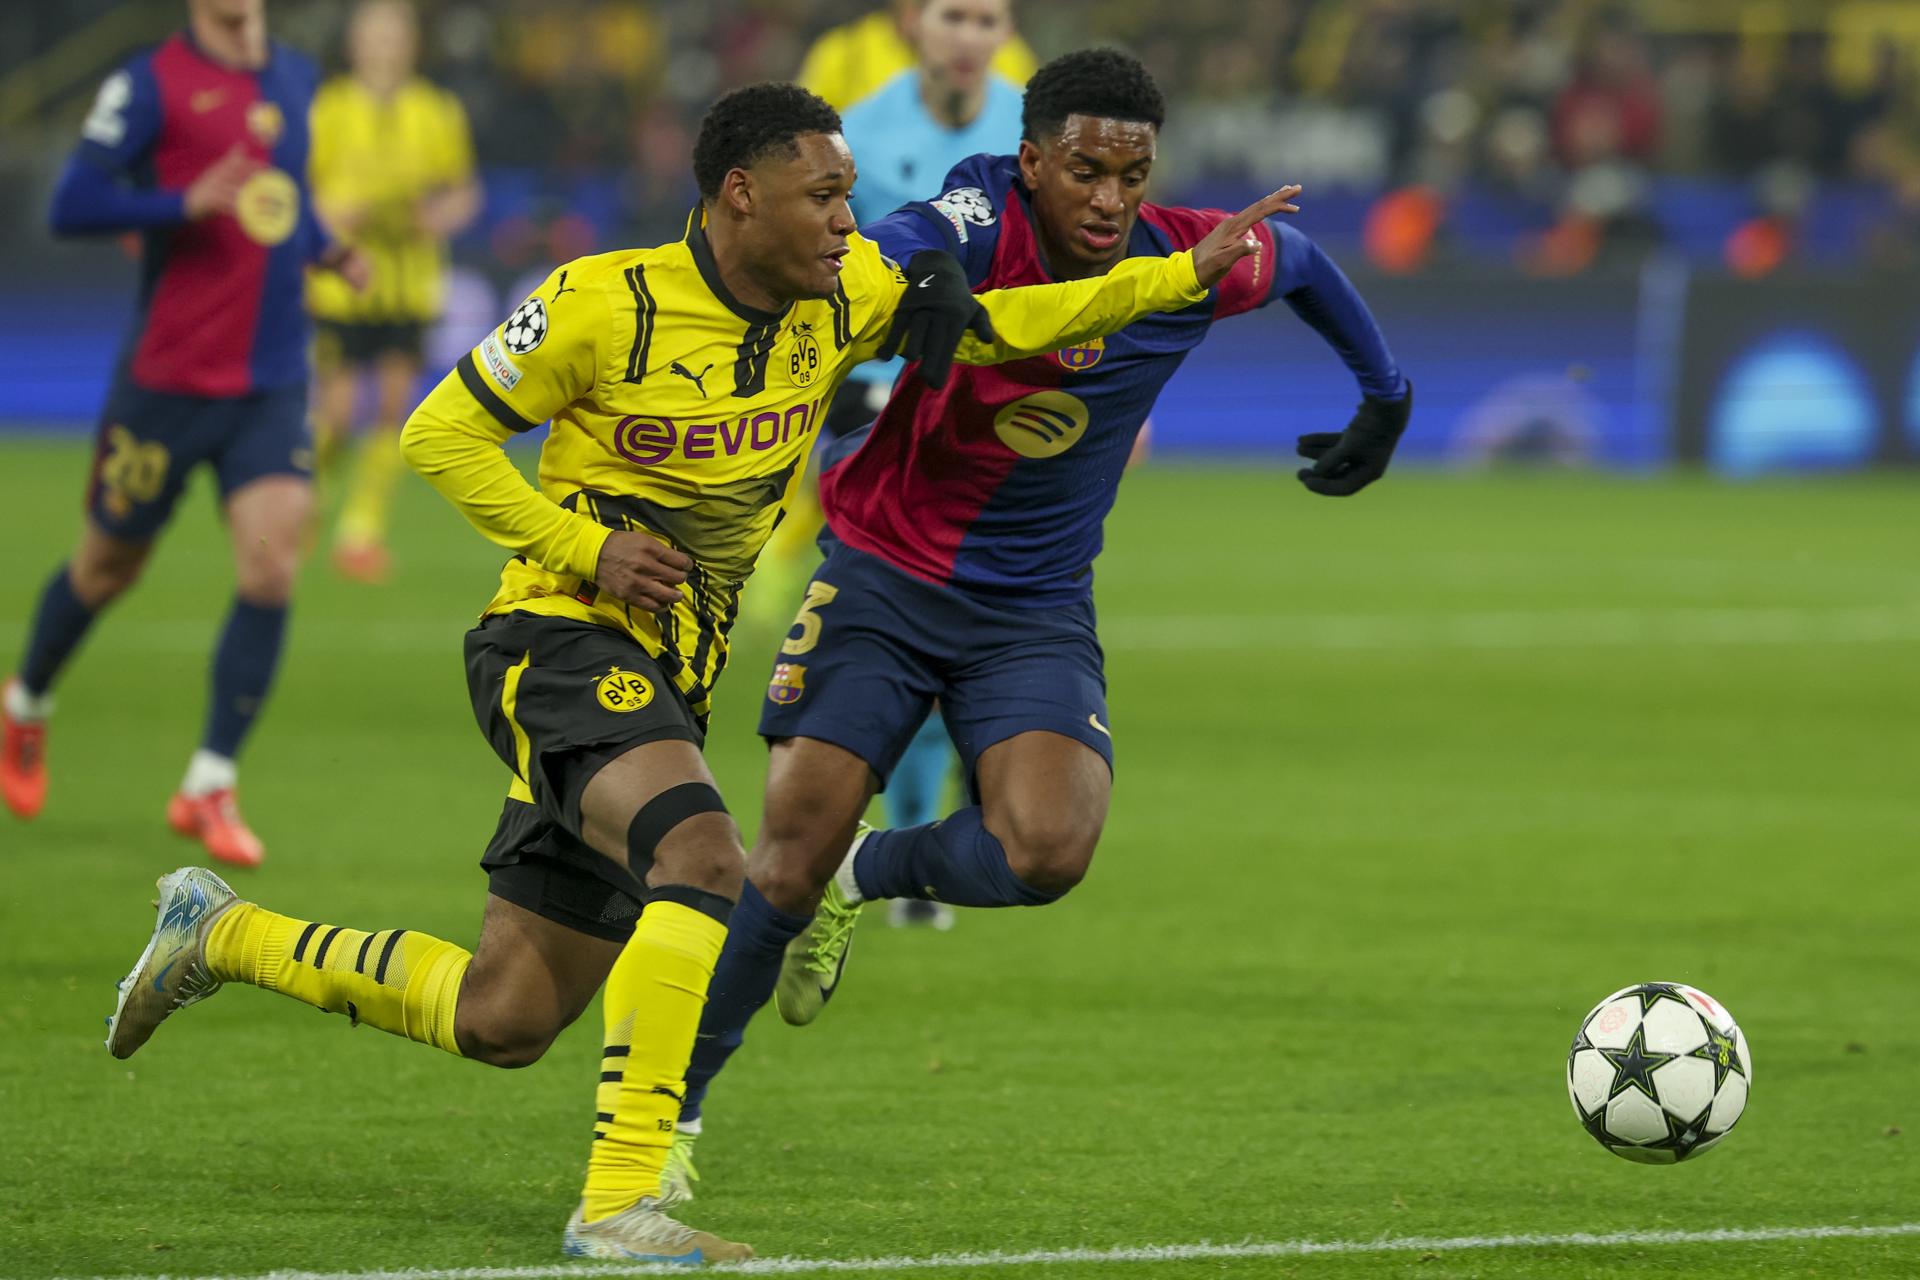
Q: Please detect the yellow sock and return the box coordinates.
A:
[312,416,348,477]
[205,902,470,1055]
[582,900,727,1221]
[337,426,402,547]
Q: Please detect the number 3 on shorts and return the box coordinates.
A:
[781,581,839,656]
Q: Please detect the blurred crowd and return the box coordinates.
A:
[10,0,1920,276]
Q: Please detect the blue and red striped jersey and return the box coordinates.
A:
[57,32,328,398]
[821,153,1404,608]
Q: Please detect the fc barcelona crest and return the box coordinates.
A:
[767,662,807,704]
[246,100,284,146]
[1054,337,1104,371]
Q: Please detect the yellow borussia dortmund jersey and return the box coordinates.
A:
[798,10,1037,109]
[403,210,1206,716]
[307,75,474,323]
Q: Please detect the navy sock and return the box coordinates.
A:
[681,879,811,1123]
[19,566,98,697]
[202,597,289,759]
[852,807,1061,908]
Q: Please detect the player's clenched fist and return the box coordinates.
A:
[595,529,693,612]
[1296,381,1413,498]
[882,249,996,390]
[1191,185,1302,287]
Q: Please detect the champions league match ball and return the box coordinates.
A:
[1567,982,1752,1164]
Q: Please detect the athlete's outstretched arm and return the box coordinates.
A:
[951,186,1307,368]
[1268,223,1411,497]
[1273,223,1405,403]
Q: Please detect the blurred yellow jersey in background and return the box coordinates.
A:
[797,9,1036,109]
[307,77,474,324]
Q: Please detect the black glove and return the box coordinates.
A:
[879,250,997,389]
[1296,381,1412,497]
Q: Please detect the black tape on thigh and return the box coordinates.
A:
[626,781,729,873]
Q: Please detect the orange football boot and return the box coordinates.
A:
[1,681,48,820]
[167,788,265,868]
[332,540,391,584]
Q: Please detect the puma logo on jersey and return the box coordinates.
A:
[670,361,713,396]
[552,270,576,300]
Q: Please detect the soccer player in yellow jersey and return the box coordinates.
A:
[103,81,1288,1263]
[308,0,479,582]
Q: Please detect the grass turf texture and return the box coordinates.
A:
[0,437,1914,1278]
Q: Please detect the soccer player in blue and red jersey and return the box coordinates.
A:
[0,0,366,866]
[661,48,1407,1195]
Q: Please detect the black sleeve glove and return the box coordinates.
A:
[1295,380,1412,497]
[878,249,997,390]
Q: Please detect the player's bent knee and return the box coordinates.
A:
[234,550,302,605]
[454,999,564,1069]
[748,814,850,906]
[999,815,1101,898]
[634,789,743,897]
[71,536,151,606]
[71,559,145,606]
[747,853,836,912]
[462,1025,556,1070]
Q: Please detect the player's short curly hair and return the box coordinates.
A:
[1021,48,1166,144]
[693,82,843,200]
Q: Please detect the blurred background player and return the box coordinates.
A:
[308,0,480,583]
[757,0,1026,929]
[796,0,1037,111]
[0,0,366,865]
[667,51,1401,1187]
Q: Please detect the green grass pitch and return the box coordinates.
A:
[1,437,1915,1278]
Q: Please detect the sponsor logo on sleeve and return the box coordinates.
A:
[82,71,132,146]
[479,332,522,391]
[928,186,995,244]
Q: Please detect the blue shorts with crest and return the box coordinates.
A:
[757,535,1114,793]
[86,375,311,540]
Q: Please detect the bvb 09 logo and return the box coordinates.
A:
[595,667,655,713]
[788,322,822,387]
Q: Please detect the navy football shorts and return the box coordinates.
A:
[757,535,1114,793]
[85,374,312,541]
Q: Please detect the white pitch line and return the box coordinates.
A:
[54,1221,1920,1280]
[2,604,1919,659]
